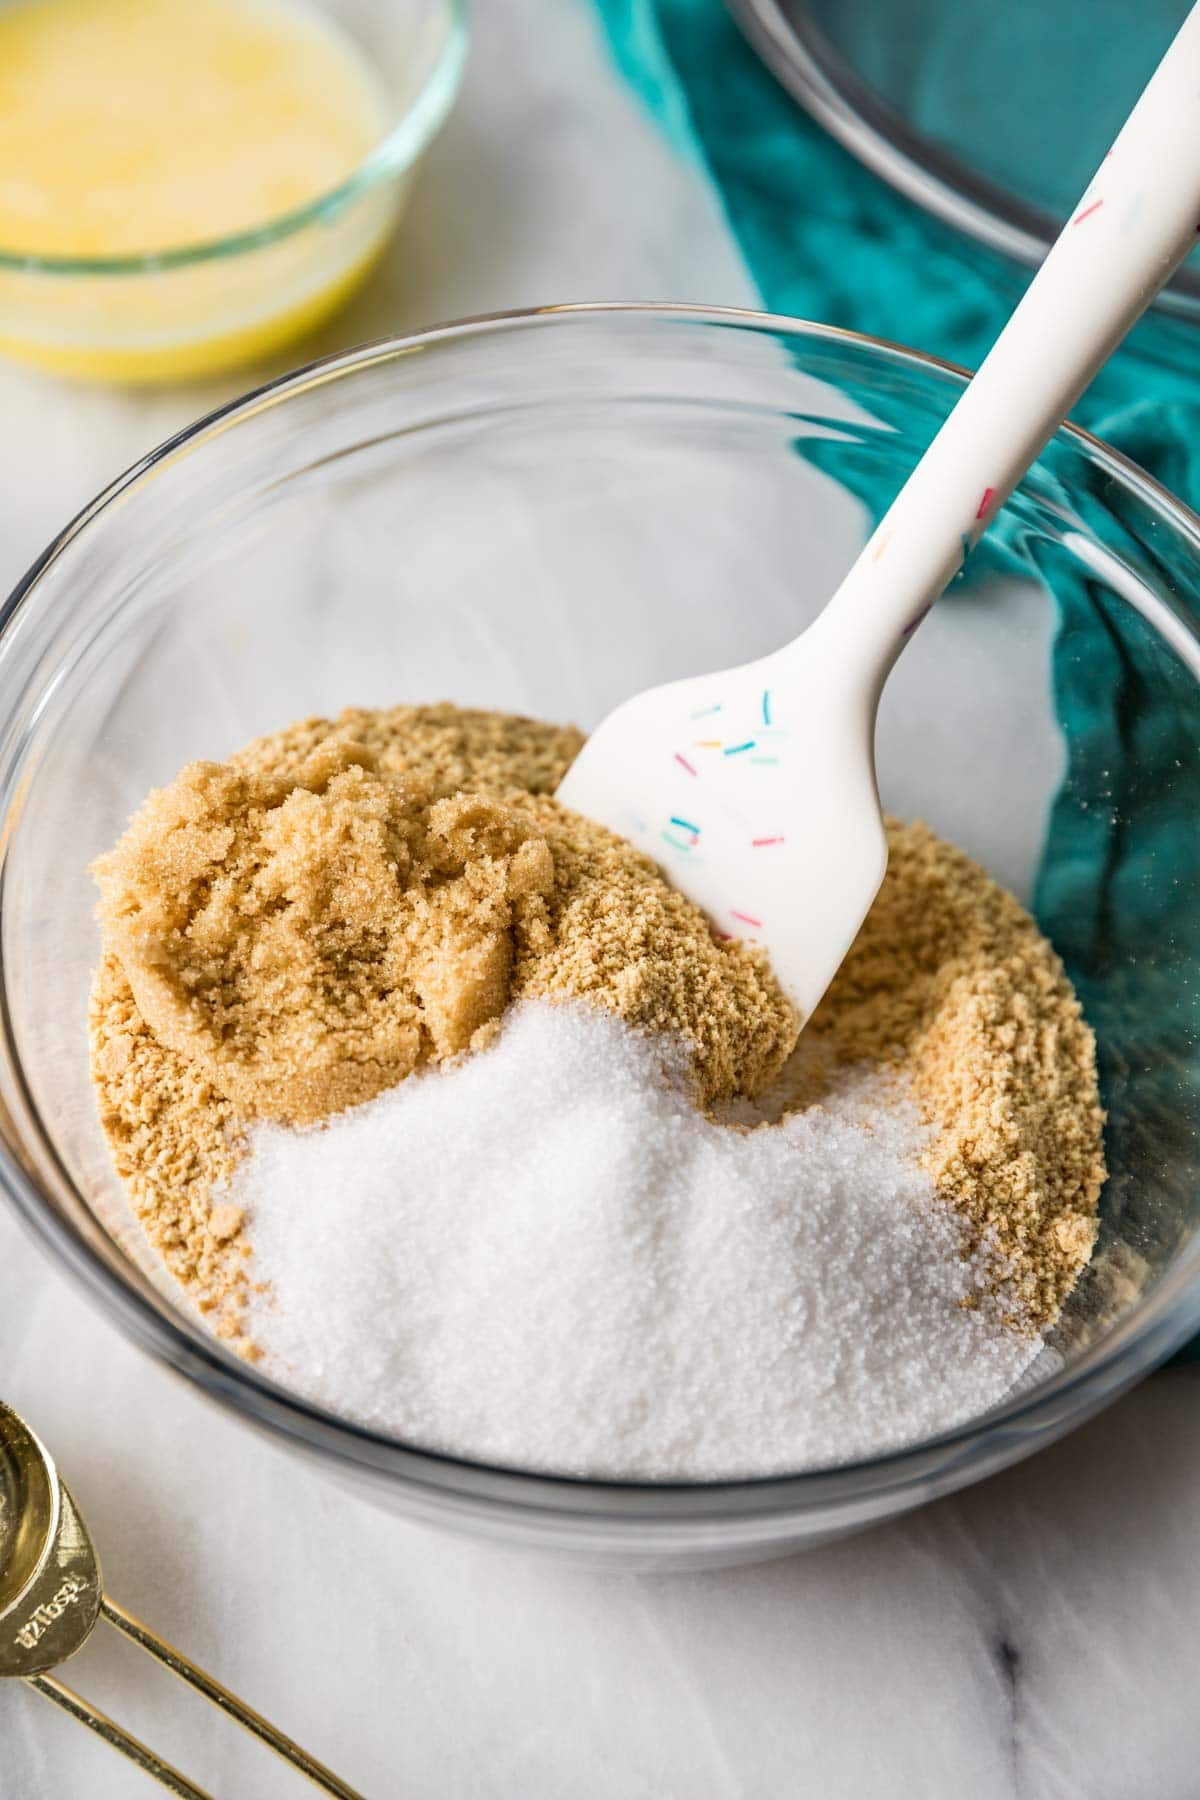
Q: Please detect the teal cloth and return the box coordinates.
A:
[593,0,1200,1359]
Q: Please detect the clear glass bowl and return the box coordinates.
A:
[730,0,1200,332]
[2,304,1198,1570]
[0,0,466,383]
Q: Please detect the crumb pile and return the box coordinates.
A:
[88,701,1106,1465]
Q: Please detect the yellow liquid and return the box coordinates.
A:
[0,0,395,379]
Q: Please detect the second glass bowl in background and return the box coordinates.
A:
[730,0,1200,335]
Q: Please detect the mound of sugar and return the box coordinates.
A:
[234,1003,1040,1479]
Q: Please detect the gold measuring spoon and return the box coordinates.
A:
[0,1400,366,1799]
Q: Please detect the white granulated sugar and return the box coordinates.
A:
[234,1003,1040,1479]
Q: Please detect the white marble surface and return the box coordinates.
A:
[0,3,1196,1794]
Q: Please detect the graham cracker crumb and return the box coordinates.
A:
[88,950,248,1333]
[208,1203,243,1243]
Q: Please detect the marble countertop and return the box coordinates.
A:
[1,4,1196,1794]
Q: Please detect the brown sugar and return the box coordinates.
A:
[93,751,559,1124]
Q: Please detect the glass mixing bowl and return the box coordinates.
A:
[1,305,1198,1570]
[730,0,1200,326]
[0,0,466,383]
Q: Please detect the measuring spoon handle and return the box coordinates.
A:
[25,1670,216,1800]
[101,1594,369,1800]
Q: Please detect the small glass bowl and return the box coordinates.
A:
[2,305,1199,1570]
[0,0,466,384]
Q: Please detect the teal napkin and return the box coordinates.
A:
[593,0,1200,1359]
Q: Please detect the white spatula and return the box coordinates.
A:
[558,5,1200,1022]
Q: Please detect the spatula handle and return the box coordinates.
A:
[816,2,1200,688]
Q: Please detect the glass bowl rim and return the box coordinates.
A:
[0,0,467,278]
[5,299,1200,1524]
[728,0,1200,326]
